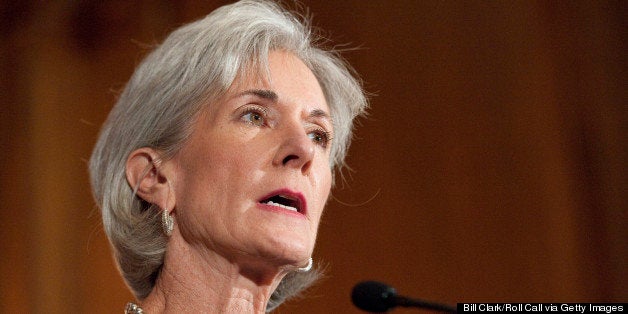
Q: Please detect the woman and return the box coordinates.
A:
[89,0,368,312]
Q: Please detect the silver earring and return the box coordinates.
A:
[296,257,313,272]
[161,208,173,236]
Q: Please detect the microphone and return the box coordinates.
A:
[351,281,457,313]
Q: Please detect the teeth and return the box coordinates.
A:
[265,200,298,212]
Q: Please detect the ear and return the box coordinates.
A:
[126,147,175,211]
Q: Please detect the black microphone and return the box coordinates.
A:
[351,281,457,313]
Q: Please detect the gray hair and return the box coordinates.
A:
[89,0,367,311]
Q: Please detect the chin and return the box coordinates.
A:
[258,232,314,265]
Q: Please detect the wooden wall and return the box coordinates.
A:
[1,1,625,313]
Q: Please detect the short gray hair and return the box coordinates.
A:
[89,0,367,311]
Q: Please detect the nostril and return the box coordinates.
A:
[282,154,299,165]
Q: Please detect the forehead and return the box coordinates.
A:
[226,51,329,112]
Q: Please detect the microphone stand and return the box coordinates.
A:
[394,295,457,313]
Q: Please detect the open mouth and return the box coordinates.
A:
[259,191,305,214]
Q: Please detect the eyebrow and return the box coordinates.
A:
[238,89,278,102]
[309,108,333,125]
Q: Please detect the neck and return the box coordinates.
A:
[138,235,289,313]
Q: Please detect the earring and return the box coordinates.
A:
[296,257,313,272]
[161,208,173,236]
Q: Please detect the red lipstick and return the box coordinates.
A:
[258,189,307,217]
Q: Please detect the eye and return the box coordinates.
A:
[240,107,266,127]
[308,129,332,148]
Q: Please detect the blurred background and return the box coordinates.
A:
[1,1,625,313]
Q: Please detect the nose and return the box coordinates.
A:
[272,126,315,174]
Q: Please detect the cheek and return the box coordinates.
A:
[175,139,268,210]
[320,170,332,200]
[312,165,333,218]
[180,131,261,178]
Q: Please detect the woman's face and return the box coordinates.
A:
[170,51,333,270]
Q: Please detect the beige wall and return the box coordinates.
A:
[1,1,625,313]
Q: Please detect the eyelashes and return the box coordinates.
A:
[307,128,332,148]
[240,105,267,127]
[238,105,333,148]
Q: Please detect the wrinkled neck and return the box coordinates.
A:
[137,233,288,313]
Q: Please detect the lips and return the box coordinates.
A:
[259,189,307,215]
